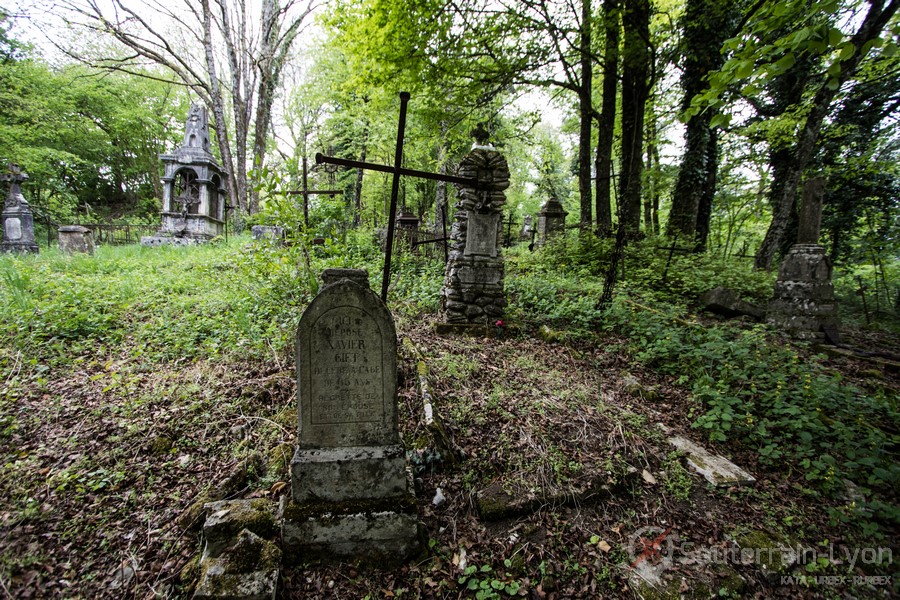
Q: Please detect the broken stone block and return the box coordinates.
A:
[202,499,278,559]
[194,529,280,600]
[667,436,755,487]
[699,287,765,321]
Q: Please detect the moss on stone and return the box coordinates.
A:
[731,528,795,572]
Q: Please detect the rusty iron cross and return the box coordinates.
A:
[316,92,479,304]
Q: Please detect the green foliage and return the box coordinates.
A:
[603,296,900,499]
[457,562,523,599]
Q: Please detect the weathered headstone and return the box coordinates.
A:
[537,196,567,245]
[767,178,839,339]
[142,103,228,246]
[58,225,94,255]
[250,225,285,244]
[519,214,534,241]
[281,268,418,563]
[1,164,39,254]
[440,134,510,325]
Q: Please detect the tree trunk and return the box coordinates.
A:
[695,130,718,250]
[667,0,730,241]
[354,125,368,227]
[201,0,242,212]
[595,0,619,235]
[755,0,898,269]
[618,0,650,233]
[577,0,594,230]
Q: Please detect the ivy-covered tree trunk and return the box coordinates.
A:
[618,0,650,233]
[595,0,619,235]
[577,0,594,230]
[667,0,731,242]
[755,0,899,269]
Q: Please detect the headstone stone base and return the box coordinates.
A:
[290,444,408,503]
[766,244,839,339]
[58,225,94,255]
[280,469,420,566]
[1,211,39,254]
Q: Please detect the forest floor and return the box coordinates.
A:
[1,309,897,599]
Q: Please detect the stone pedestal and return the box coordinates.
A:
[58,225,94,255]
[1,165,38,254]
[440,145,510,324]
[281,268,419,564]
[767,244,839,339]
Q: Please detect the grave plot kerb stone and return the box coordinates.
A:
[295,272,398,449]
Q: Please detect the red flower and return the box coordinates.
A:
[495,319,504,327]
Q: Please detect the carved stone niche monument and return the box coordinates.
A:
[767,178,839,340]
[281,268,419,564]
[440,132,511,325]
[1,164,39,254]
[142,104,228,246]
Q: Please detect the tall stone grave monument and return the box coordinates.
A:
[282,268,419,563]
[142,104,228,246]
[440,131,510,324]
[1,164,39,254]
[767,178,839,339]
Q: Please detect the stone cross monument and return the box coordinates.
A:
[282,268,418,564]
[440,130,510,325]
[142,104,228,246]
[0,164,39,254]
[767,178,839,339]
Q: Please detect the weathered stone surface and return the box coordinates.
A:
[440,146,509,324]
[296,272,398,449]
[280,491,420,565]
[58,225,94,255]
[285,268,419,563]
[537,196,567,245]
[144,104,227,246]
[250,226,284,243]
[1,164,38,254]
[290,444,408,503]
[194,529,280,600]
[464,212,500,257]
[699,287,764,321]
[667,436,755,487]
[766,244,839,339]
[202,499,278,559]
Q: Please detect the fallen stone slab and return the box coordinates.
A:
[667,436,755,487]
[699,287,765,321]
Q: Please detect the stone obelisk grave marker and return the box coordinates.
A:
[281,268,419,563]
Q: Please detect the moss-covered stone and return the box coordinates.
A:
[148,435,173,454]
[203,499,278,559]
[731,528,796,573]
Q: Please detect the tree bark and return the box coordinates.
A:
[755,0,899,269]
[577,0,594,230]
[595,0,619,235]
[667,0,731,241]
[618,0,650,233]
[200,0,242,212]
